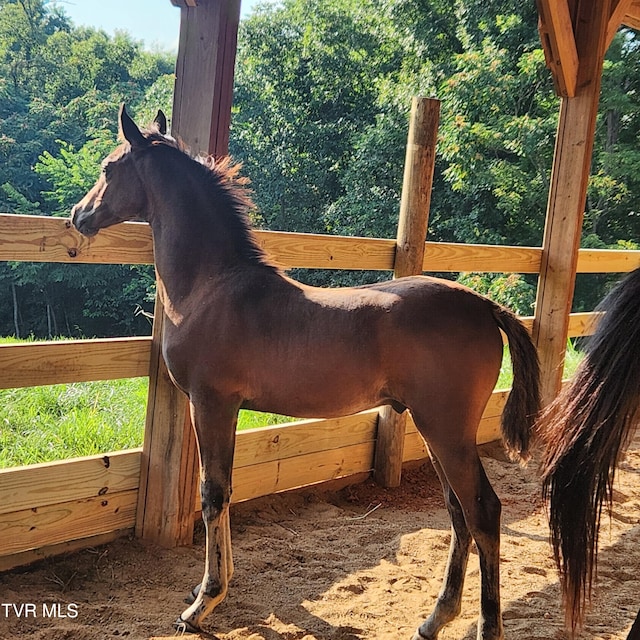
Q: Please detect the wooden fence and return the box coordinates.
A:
[1,211,640,570]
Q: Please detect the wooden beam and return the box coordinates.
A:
[533,0,612,405]
[607,0,635,45]
[537,0,579,97]
[0,490,137,557]
[622,0,640,30]
[0,450,141,516]
[374,97,440,488]
[137,0,241,548]
[0,338,151,389]
[171,0,240,158]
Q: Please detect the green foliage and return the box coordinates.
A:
[457,272,536,316]
[0,377,148,467]
[36,135,116,215]
[0,0,173,338]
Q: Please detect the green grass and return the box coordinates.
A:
[0,337,584,469]
[0,379,148,468]
[0,376,293,468]
[495,340,583,390]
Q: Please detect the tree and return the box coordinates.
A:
[0,0,171,338]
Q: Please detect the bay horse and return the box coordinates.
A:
[71,105,540,640]
[539,267,640,639]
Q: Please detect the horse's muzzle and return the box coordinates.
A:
[71,206,100,237]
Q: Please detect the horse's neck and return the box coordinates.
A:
[143,155,269,310]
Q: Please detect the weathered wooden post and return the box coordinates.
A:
[533,0,610,406]
[136,0,241,547]
[373,96,440,487]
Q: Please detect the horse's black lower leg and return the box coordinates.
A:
[412,430,504,640]
[413,457,472,640]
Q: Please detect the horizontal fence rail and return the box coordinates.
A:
[0,390,508,570]
[0,210,638,569]
[3,213,640,273]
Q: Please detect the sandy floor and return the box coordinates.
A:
[0,434,638,640]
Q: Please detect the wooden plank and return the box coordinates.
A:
[537,0,579,97]
[0,337,151,389]
[172,0,240,157]
[376,97,440,489]
[4,213,639,276]
[0,529,130,572]
[0,490,137,556]
[623,0,640,30]
[533,0,611,405]
[608,0,636,45]
[234,411,378,468]
[231,442,375,504]
[257,231,395,271]
[0,214,153,264]
[0,450,141,515]
[568,311,602,337]
[576,248,640,273]
[423,242,541,273]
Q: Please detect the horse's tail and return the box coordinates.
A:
[539,267,640,632]
[492,304,541,463]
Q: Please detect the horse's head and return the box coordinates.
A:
[72,105,167,237]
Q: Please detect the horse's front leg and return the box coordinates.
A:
[177,393,239,632]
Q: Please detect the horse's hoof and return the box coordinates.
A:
[411,629,432,640]
[174,616,200,634]
[184,582,202,605]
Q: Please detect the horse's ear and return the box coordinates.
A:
[119,104,147,148]
[154,110,168,135]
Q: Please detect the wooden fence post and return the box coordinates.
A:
[533,0,610,406]
[373,97,440,487]
[136,0,241,547]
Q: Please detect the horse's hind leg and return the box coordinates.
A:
[413,424,503,640]
[177,394,238,632]
[413,455,472,639]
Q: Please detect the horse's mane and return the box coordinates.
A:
[136,126,276,270]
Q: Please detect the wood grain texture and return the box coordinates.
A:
[0,450,141,515]
[0,530,130,572]
[0,214,153,264]
[424,242,541,273]
[623,0,640,29]
[3,213,638,276]
[537,0,579,97]
[231,442,376,504]
[0,337,151,389]
[533,0,610,405]
[234,411,378,469]
[0,490,137,556]
[607,0,635,45]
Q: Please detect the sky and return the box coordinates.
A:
[54,0,275,51]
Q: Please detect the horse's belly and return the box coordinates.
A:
[246,370,385,419]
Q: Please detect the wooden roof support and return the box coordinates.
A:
[622,0,640,30]
[537,0,579,97]
[607,0,635,46]
[533,0,612,406]
[137,0,241,548]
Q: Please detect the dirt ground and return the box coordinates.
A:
[1,434,639,640]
